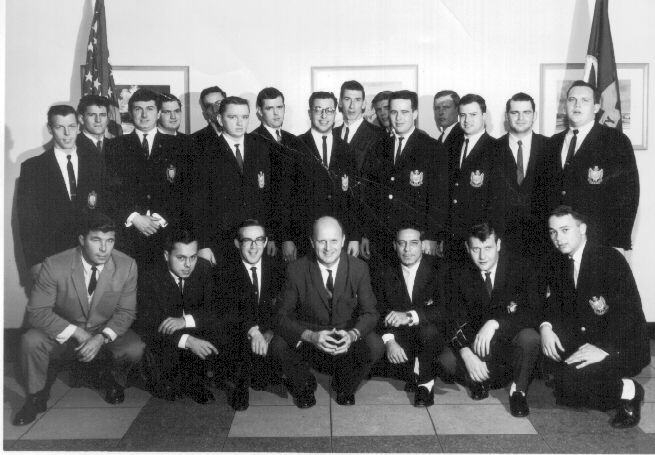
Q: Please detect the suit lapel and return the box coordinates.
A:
[46,150,72,205]
[89,254,114,313]
[491,253,507,301]
[309,259,331,311]
[411,260,430,304]
[71,249,90,317]
[330,253,348,306]
[218,135,243,173]
[261,256,271,304]
[396,131,417,167]
[395,265,411,304]
[465,133,488,162]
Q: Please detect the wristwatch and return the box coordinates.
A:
[101,332,112,344]
[406,312,414,325]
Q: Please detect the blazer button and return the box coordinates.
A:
[455,182,459,187]
[453,199,458,204]
[388,194,393,200]
[580,327,586,332]
[327,195,332,200]
[562,191,566,196]
[146,195,151,200]
[390,177,395,181]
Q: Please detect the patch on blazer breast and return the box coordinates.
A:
[166,164,176,183]
[507,301,517,314]
[87,191,97,209]
[341,174,349,191]
[425,299,434,306]
[587,166,604,184]
[409,170,424,187]
[470,170,484,187]
[258,171,265,188]
[589,296,609,315]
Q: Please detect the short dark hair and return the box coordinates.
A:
[395,224,426,242]
[76,95,110,117]
[548,205,586,224]
[256,87,285,109]
[128,88,161,113]
[308,91,338,110]
[235,219,267,239]
[505,92,535,113]
[459,94,487,114]
[159,93,182,109]
[371,91,392,106]
[567,80,600,104]
[467,222,499,245]
[340,80,365,100]
[434,90,461,107]
[47,105,77,126]
[389,90,418,111]
[163,228,197,253]
[199,86,226,106]
[217,96,249,116]
[78,211,116,237]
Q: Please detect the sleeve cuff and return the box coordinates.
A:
[55,324,77,344]
[102,327,117,341]
[409,310,419,326]
[539,321,553,330]
[125,212,139,227]
[248,326,261,339]
[179,334,189,349]
[183,314,195,328]
[151,213,168,228]
[381,333,395,344]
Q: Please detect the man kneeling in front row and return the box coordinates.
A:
[16,212,144,425]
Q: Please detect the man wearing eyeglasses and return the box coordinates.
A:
[296,92,361,258]
[214,219,284,411]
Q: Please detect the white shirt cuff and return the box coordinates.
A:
[539,322,553,330]
[248,326,260,339]
[152,213,168,228]
[56,324,77,344]
[179,334,189,349]
[382,333,395,344]
[125,212,139,227]
[408,310,419,326]
[183,314,195,328]
[102,327,117,341]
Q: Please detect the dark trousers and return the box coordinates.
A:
[384,324,445,383]
[454,328,540,392]
[270,332,384,395]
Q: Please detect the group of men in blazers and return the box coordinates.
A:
[14,76,647,429]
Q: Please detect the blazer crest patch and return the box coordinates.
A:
[87,191,97,209]
[258,171,265,189]
[425,299,434,306]
[589,296,609,315]
[341,174,349,191]
[587,166,604,184]
[507,301,517,314]
[166,164,176,183]
[409,170,424,187]
[470,170,484,187]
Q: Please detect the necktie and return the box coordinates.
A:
[96,139,103,154]
[276,130,282,143]
[251,266,259,301]
[141,133,149,158]
[564,129,579,168]
[395,136,405,164]
[326,269,334,298]
[344,126,350,143]
[438,132,444,143]
[322,135,328,168]
[516,140,524,185]
[88,266,98,296]
[178,277,184,296]
[235,143,244,172]
[484,271,493,297]
[66,155,77,202]
[461,138,469,168]
[569,256,577,288]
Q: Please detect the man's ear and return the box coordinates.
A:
[234,238,240,249]
[496,238,502,252]
[78,235,85,247]
[163,250,169,262]
[580,223,587,235]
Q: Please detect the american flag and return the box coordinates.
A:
[82,0,122,137]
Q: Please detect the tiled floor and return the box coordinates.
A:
[4,341,655,453]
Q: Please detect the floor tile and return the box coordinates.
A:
[431,381,510,405]
[542,432,654,453]
[52,384,152,408]
[332,435,442,453]
[332,404,435,436]
[223,436,331,452]
[637,402,655,433]
[11,438,120,451]
[439,434,552,453]
[4,374,71,409]
[123,398,234,438]
[345,378,412,405]
[528,407,643,435]
[429,404,538,434]
[21,407,142,439]
[116,435,225,451]
[635,377,655,402]
[248,378,330,407]
[228,405,330,437]
[3,440,17,450]
[636,365,655,378]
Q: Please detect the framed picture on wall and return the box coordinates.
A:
[80,66,190,134]
[311,65,419,127]
[540,63,649,149]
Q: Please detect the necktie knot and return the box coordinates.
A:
[572,129,579,136]
[517,140,522,146]
[67,155,72,162]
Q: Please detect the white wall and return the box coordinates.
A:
[5,0,655,326]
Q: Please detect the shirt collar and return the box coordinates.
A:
[242,258,262,271]
[570,119,595,136]
[263,124,282,139]
[570,238,587,263]
[509,131,533,147]
[81,253,105,275]
[401,258,421,274]
[222,133,245,149]
[480,260,499,278]
[317,257,340,274]
[83,131,104,143]
[54,147,77,158]
[157,127,177,136]
[135,127,157,142]
[342,116,364,134]
[439,123,456,135]
[169,270,184,284]
[395,125,416,140]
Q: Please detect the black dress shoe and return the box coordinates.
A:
[336,392,355,406]
[185,385,215,405]
[404,373,419,392]
[509,391,529,417]
[294,391,316,409]
[104,383,125,405]
[611,382,644,428]
[13,391,48,426]
[232,383,250,411]
[414,386,434,407]
[470,382,489,400]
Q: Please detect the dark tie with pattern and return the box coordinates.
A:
[178,277,184,296]
[484,271,493,297]
[141,133,149,158]
[395,136,405,164]
[516,140,524,185]
[88,266,98,296]
[251,266,259,302]
[461,138,469,168]
[322,135,328,168]
[66,155,77,202]
[564,129,579,168]
[235,144,244,172]
[326,269,334,298]
[276,130,282,143]
[96,139,103,154]
[344,127,350,143]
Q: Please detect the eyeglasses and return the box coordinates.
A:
[311,107,336,116]
[240,237,267,247]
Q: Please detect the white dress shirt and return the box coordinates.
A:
[264,124,282,141]
[560,120,594,168]
[53,147,78,200]
[340,117,365,143]
[222,133,246,161]
[134,127,157,155]
[480,261,499,288]
[509,131,532,174]
[311,129,334,167]
[461,129,485,167]
[244,259,263,337]
[83,131,104,148]
[317,258,340,289]
[394,126,415,163]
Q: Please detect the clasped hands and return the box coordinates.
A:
[73,327,104,363]
[309,328,354,355]
[540,325,607,368]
